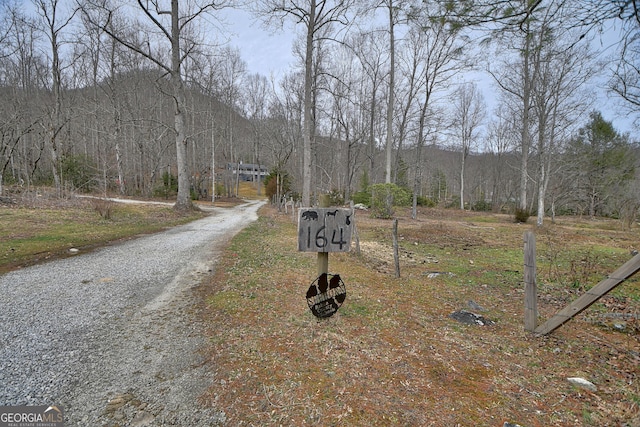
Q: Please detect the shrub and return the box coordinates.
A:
[60,154,97,193]
[370,183,411,219]
[416,195,436,207]
[263,169,291,200]
[215,183,225,197]
[445,196,461,209]
[352,190,371,206]
[153,172,178,199]
[472,199,492,212]
[327,189,344,206]
[92,198,113,220]
[514,208,530,223]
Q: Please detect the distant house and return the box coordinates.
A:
[226,162,268,182]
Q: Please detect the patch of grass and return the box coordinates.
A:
[0,201,204,273]
[199,205,640,426]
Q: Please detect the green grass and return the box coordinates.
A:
[0,202,204,273]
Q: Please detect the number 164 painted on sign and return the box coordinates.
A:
[298,208,353,253]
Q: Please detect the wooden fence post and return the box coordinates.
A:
[349,201,361,256]
[393,218,400,278]
[524,231,538,332]
[317,195,330,276]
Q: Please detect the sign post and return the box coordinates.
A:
[298,202,353,318]
[317,195,330,276]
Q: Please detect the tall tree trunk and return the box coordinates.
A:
[253,122,262,196]
[301,0,316,207]
[536,153,546,226]
[536,114,548,226]
[460,150,466,210]
[412,92,429,220]
[171,0,192,210]
[113,108,125,195]
[368,90,377,182]
[211,124,216,202]
[345,137,352,201]
[385,1,395,184]
[520,19,535,211]
[49,17,62,195]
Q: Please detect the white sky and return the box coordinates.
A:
[218,7,298,80]
[219,6,636,136]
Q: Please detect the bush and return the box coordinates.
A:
[472,199,492,212]
[92,198,113,220]
[370,183,411,219]
[327,189,344,206]
[263,169,291,200]
[416,195,436,207]
[60,154,97,193]
[514,208,530,223]
[214,183,225,198]
[153,172,178,199]
[352,190,371,206]
[445,196,461,209]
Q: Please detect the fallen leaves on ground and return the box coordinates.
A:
[197,205,639,426]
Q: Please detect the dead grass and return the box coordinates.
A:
[197,205,639,426]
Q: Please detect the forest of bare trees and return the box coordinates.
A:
[0,0,639,225]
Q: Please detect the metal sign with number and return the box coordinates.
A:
[298,208,353,253]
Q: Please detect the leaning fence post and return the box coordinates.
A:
[524,231,538,331]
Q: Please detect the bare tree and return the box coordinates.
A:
[82,0,231,210]
[393,27,422,186]
[33,0,78,196]
[452,82,485,210]
[403,7,468,219]
[351,30,388,184]
[0,3,15,62]
[324,37,369,200]
[484,106,517,211]
[532,29,596,226]
[217,45,246,196]
[610,30,640,117]
[382,0,398,184]
[0,90,39,196]
[257,0,355,206]
[261,71,303,207]
[486,3,568,214]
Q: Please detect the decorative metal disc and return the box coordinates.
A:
[306,273,346,318]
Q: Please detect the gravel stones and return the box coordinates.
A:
[0,201,263,426]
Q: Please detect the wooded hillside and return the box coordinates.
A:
[1,1,639,224]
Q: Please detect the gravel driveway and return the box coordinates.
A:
[0,199,265,426]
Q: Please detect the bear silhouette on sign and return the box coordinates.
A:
[301,211,318,221]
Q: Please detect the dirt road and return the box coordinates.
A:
[0,200,265,426]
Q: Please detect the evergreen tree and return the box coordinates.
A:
[564,111,636,217]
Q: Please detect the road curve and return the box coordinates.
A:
[0,200,265,426]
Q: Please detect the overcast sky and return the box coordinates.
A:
[218,7,298,79]
[218,6,636,136]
